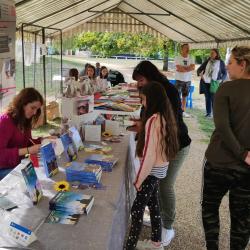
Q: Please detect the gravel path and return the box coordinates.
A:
[141,115,232,250]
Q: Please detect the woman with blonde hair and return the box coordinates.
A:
[202,46,250,250]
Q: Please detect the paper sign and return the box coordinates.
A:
[84,125,101,142]
[105,120,120,136]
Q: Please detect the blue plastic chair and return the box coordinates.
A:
[168,79,194,108]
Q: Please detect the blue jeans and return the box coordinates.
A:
[159,145,190,229]
[0,168,12,180]
[203,83,214,115]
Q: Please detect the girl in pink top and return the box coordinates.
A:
[0,88,44,179]
[125,82,179,250]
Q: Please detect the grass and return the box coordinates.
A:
[188,108,215,143]
[32,117,61,138]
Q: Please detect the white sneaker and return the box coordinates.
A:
[162,227,175,247]
[183,112,190,118]
[143,209,151,227]
[137,239,164,250]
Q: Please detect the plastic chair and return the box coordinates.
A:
[186,85,194,108]
[168,79,194,108]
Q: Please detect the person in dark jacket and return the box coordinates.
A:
[202,46,250,250]
[197,49,227,118]
[130,61,191,247]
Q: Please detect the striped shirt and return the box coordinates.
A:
[150,165,168,179]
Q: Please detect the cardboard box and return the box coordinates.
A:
[46,101,60,121]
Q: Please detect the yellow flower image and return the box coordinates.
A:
[102,131,112,137]
[54,181,70,192]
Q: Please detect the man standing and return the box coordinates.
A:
[175,44,195,117]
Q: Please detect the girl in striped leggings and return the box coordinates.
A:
[125,82,179,250]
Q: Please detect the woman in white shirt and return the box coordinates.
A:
[96,66,111,92]
[198,49,221,118]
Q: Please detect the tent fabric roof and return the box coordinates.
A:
[15,0,250,48]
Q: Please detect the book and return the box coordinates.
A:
[69,126,84,152]
[45,210,80,225]
[83,143,112,154]
[21,161,43,205]
[61,133,77,162]
[84,154,118,172]
[66,162,102,184]
[40,142,59,178]
[0,196,18,211]
[49,191,94,215]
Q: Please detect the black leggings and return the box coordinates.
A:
[202,162,250,250]
[125,175,161,250]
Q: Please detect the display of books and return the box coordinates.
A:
[84,154,118,172]
[45,210,80,225]
[40,142,59,178]
[66,162,102,185]
[69,126,84,152]
[61,133,77,162]
[49,191,94,215]
[21,161,43,205]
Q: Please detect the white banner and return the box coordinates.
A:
[0,0,16,112]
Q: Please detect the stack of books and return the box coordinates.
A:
[46,191,94,225]
[84,154,118,172]
[65,162,102,185]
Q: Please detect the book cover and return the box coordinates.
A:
[0,196,18,211]
[66,162,102,184]
[40,142,59,178]
[83,143,112,154]
[45,210,80,225]
[84,154,118,172]
[21,162,43,205]
[69,126,84,152]
[60,133,77,162]
[49,191,94,215]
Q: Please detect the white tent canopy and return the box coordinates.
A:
[15,0,250,48]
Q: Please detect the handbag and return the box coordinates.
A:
[210,80,220,94]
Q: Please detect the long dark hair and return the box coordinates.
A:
[69,68,79,81]
[6,88,43,131]
[136,82,179,160]
[100,66,108,79]
[87,64,96,79]
[211,48,221,60]
[132,60,168,84]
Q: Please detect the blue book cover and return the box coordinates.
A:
[40,142,59,178]
[45,210,80,225]
[49,191,94,214]
[60,133,77,162]
[84,154,118,171]
[66,162,102,184]
[21,161,43,205]
[69,126,84,152]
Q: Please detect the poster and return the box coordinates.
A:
[0,0,16,112]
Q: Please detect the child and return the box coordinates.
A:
[125,82,179,250]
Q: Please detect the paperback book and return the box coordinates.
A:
[83,143,112,154]
[84,154,118,172]
[0,196,18,211]
[61,133,77,162]
[40,142,59,178]
[66,162,102,184]
[69,126,84,152]
[21,161,43,205]
[49,191,94,215]
[45,210,80,225]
